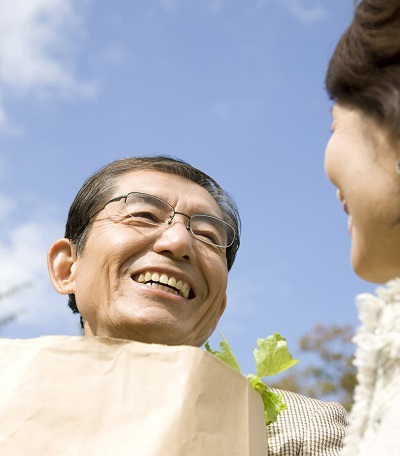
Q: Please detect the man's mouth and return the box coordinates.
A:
[133,271,194,299]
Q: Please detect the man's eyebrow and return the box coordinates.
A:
[188,203,222,218]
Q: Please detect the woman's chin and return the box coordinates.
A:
[352,252,399,284]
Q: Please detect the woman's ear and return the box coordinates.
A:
[47,239,77,295]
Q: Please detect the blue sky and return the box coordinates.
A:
[0,0,376,375]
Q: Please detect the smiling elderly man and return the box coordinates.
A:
[47,155,346,455]
[48,156,238,346]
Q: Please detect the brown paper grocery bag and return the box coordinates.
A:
[0,336,267,455]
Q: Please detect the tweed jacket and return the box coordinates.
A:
[341,279,400,456]
[267,389,347,456]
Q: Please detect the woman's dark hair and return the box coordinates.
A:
[65,155,241,317]
[326,0,400,141]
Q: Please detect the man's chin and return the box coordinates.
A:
[86,321,200,346]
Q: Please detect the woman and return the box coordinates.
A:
[324,0,400,455]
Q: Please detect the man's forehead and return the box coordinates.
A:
[113,169,222,215]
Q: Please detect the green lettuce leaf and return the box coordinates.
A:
[254,333,299,378]
[247,374,287,425]
[205,336,242,374]
[205,333,299,425]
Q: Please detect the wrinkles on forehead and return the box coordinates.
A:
[113,171,224,220]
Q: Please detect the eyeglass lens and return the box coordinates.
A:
[119,192,234,247]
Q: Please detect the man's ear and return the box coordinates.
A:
[47,239,77,295]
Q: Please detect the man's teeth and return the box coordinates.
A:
[135,272,191,299]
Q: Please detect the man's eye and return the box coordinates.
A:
[193,230,220,245]
[128,211,161,223]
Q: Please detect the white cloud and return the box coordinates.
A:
[0,192,15,219]
[0,157,5,179]
[280,0,326,22]
[0,0,97,132]
[103,43,129,66]
[0,100,23,135]
[0,215,59,304]
[158,0,325,21]
[0,193,79,337]
[0,103,8,128]
[209,0,224,14]
[214,101,232,122]
[257,0,326,22]
[214,264,293,340]
[159,0,178,14]
[218,272,267,337]
[159,0,223,15]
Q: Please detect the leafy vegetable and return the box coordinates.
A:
[253,333,299,378]
[204,337,241,374]
[205,333,299,425]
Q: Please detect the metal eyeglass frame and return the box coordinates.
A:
[89,191,236,248]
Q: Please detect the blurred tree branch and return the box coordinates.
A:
[269,323,357,411]
[0,281,31,330]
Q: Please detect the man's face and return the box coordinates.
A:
[70,170,228,346]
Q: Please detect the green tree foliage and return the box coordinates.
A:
[269,324,357,411]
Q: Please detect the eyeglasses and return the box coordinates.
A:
[90,191,236,249]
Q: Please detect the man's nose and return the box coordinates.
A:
[152,214,195,260]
